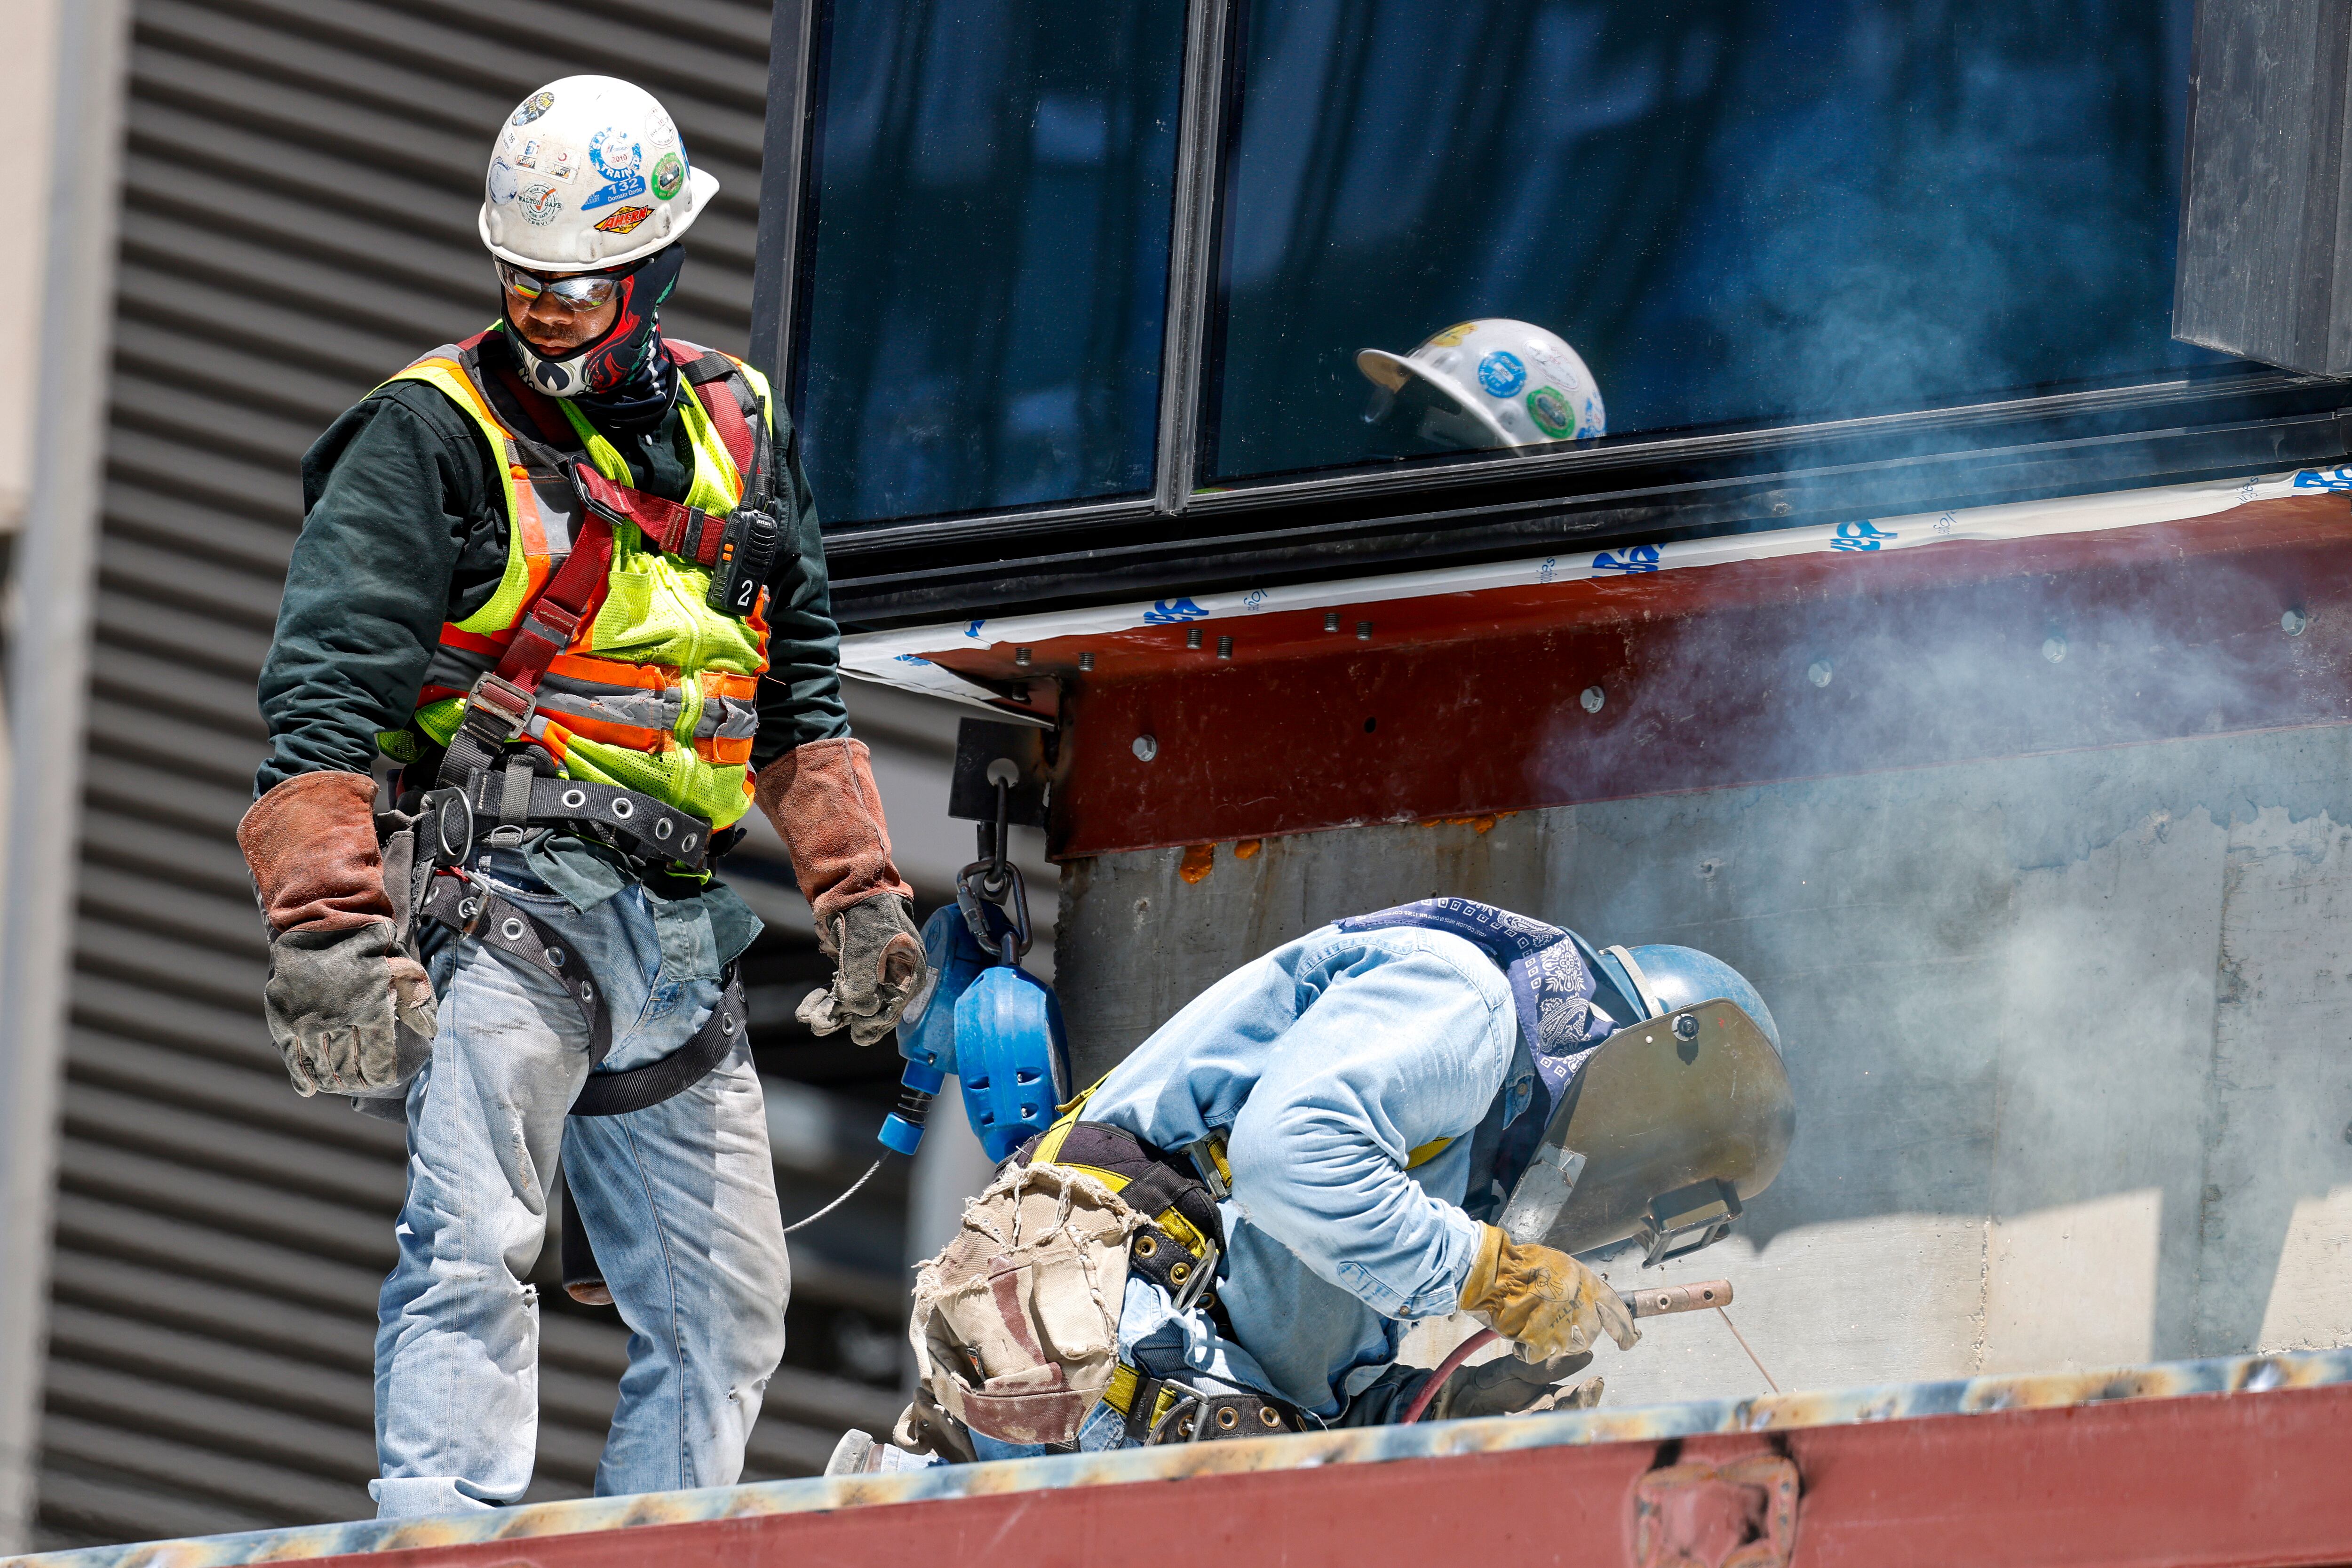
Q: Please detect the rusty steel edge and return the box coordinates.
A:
[16,1348,2347,1568]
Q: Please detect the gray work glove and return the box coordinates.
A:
[1433,1350,1603,1421]
[263,920,437,1098]
[797,893,929,1047]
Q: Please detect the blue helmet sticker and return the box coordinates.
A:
[1477,350,1527,397]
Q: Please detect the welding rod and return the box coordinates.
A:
[1620,1279,1733,1318]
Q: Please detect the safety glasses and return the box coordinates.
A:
[496,259,633,311]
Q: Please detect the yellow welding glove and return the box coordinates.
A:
[1457,1223,1640,1359]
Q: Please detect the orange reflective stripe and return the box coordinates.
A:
[693,733,755,766]
[541,710,674,755]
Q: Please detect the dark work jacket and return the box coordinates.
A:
[254,330,848,799]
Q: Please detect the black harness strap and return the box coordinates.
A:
[416,874,747,1117]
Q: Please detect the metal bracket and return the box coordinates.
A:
[1634,1455,1800,1568]
[948,718,1053,828]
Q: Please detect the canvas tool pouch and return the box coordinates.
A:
[906,1160,1144,1447]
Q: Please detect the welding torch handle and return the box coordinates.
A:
[1619,1279,1734,1318]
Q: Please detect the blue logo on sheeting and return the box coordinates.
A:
[1477,350,1526,398]
[2292,467,2352,492]
[965,620,987,638]
[1831,520,1897,551]
[1591,544,1661,574]
[893,653,932,665]
[1143,597,1210,623]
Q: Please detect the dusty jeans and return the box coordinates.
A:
[371,851,788,1517]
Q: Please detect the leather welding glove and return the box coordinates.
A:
[755,737,930,1046]
[1457,1223,1641,1360]
[237,771,437,1098]
[1432,1350,1601,1421]
[797,896,928,1047]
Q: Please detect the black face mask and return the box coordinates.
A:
[500,242,687,430]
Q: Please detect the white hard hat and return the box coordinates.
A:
[1357,318,1606,448]
[478,76,719,271]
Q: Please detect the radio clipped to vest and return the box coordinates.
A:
[707,504,781,617]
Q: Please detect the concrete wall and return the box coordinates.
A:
[1055,725,2352,1405]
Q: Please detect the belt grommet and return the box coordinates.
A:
[1258,1405,1280,1428]
[1134,1234,1157,1258]
[579,981,595,1001]
[1176,1417,1194,1439]
[1168,1260,1190,1283]
[457,898,480,920]
[610,797,635,819]
[681,833,698,852]
[561,788,587,810]
[501,917,526,941]
[721,1013,738,1036]
[654,818,674,840]
[546,945,566,967]
[1216,1407,1239,1431]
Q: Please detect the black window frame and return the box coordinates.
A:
[753,0,2352,629]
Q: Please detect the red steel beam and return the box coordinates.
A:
[920,494,2352,859]
[264,1381,2352,1568]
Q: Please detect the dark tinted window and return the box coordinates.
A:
[797,0,1186,524]
[1208,0,2214,482]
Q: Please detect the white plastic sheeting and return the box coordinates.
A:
[843,466,2352,706]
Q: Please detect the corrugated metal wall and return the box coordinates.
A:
[34,0,942,1547]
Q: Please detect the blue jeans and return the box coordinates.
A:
[371,852,788,1517]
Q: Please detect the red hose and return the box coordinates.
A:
[1400,1327,1499,1424]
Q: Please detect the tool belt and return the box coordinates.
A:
[1102,1362,1305,1445]
[377,755,747,1118]
[1014,1114,1309,1444]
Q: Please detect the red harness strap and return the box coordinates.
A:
[435,333,767,787]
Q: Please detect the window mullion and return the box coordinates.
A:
[1151,0,1238,518]
[749,0,825,396]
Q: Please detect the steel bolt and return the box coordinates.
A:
[1217,635,1233,660]
[1014,646,1032,667]
[1132,734,1158,762]
[1673,1014,1700,1041]
[1807,661,1833,688]
[2284,609,2310,637]
[1356,620,1373,640]
[1580,685,1605,713]
[1324,611,1341,632]
[2042,636,2067,664]
[1186,626,1203,650]
[1079,651,1095,671]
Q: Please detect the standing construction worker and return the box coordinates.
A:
[234,76,928,1515]
[855,899,1784,1465]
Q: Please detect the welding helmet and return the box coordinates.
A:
[1357,318,1605,449]
[1499,942,1792,1266]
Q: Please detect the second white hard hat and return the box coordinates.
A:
[1357,318,1606,449]
[478,75,719,271]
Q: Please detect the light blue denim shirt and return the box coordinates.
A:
[1080,922,1533,1416]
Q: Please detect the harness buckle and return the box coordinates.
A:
[418,787,476,868]
[465,672,538,739]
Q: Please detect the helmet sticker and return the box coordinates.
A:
[486,159,518,205]
[1526,385,1576,438]
[1478,350,1526,397]
[593,204,656,235]
[651,152,685,203]
[1426,322,1478,348]
[648,110,680,151]
[516,182,563,227]
[581,128,648,211]
[515,138,576,182]
[511,91,555,127]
